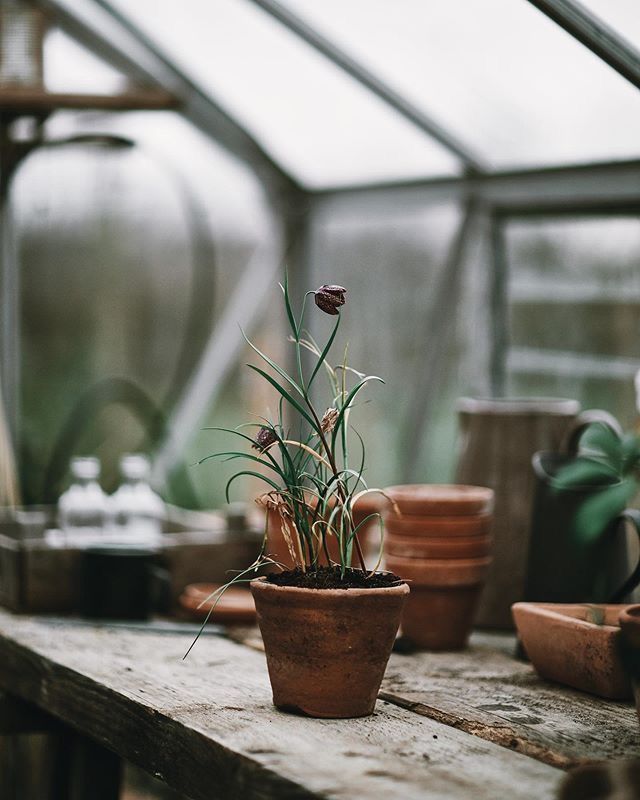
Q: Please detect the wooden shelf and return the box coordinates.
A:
[0,87,179,114]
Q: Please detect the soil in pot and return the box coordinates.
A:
[251,568,409,718]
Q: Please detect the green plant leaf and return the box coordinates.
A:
[241,329,304,397]
[577,423,623,471]
[307,314,340,390]
[331,375,384,447]
[280,274,299,340]
[225,470,282,504]
[247,364,318,431]
[198,451,284,478]
[574,478,637,543]
[554,457,620,489]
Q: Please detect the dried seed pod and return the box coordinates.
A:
[321,408,339,434]
[252,426,278,452]
[314,284,346,315]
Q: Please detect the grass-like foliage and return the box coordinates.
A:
[185,278,391,657]
[202,276,391,577]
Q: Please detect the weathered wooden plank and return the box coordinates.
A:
[0,611,559,800]
[381,631,640,770]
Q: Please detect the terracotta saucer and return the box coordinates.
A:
[385,533,492,559]
[383,512,492,537]
[384,484,494,517]
[384,555,492,586]
[179,583,257,625]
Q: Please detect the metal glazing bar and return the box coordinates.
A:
[41,0,296,194]
[489,215,509,397]
[527,0,640,91]
[312,159,640,216]
[247,0,486,173]
[150,239,281,485]
[401,197,480,480]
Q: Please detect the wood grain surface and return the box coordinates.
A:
[0,611,560,800]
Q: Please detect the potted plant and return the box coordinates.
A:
[191,278,408,718]
[542,421,640,602]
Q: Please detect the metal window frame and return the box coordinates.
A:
[5,0,640,481]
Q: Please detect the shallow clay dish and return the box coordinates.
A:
[384,484,494,517]
[512,602,632,700]
[179,583,257,625]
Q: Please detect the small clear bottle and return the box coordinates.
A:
[58,457,109,542]
[110,454,165,546]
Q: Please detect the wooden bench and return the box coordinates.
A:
[0,609,637,799]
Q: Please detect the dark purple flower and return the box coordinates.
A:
[314,284,346,315]
[252,426,278,452]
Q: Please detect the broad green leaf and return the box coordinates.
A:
[554,457,620,489]
[577,423,623,471]
[574,479,637,543]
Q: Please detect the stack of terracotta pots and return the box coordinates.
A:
[383,484,494,650]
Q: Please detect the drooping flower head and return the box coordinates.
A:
[314,284,346,315]
[252,426,278,452]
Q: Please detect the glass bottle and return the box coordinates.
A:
[58,457,109,542]
[110,454,165,546]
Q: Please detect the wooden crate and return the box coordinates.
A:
[0,505,264,614]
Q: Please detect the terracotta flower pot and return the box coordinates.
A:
[385,532,492,560]
[265,495,378,569]
[513,602,632,699]
[401,584,484,650]
[383,513,492,538]
[384,484,494,517]
[384,554,491,586]
[250,576,409,718]
[383,555,491,650]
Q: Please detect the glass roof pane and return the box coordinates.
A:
[282,0,640,168]
[108,0,460,188]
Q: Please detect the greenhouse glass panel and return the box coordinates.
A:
[282,0,640,169]
[307,200,491,488]
[505,216,640,428]
[106,0,460,188]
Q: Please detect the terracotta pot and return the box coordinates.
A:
[384,484,494,517]
[265,496,377,569]
[512,602,632,699]
[618,605,640,722]
[401,584,483,650]
[384,554,491,586]
[250,576,409,718]
[265,506,341,569]
[383,512,492,538]
[385,532,492,560]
